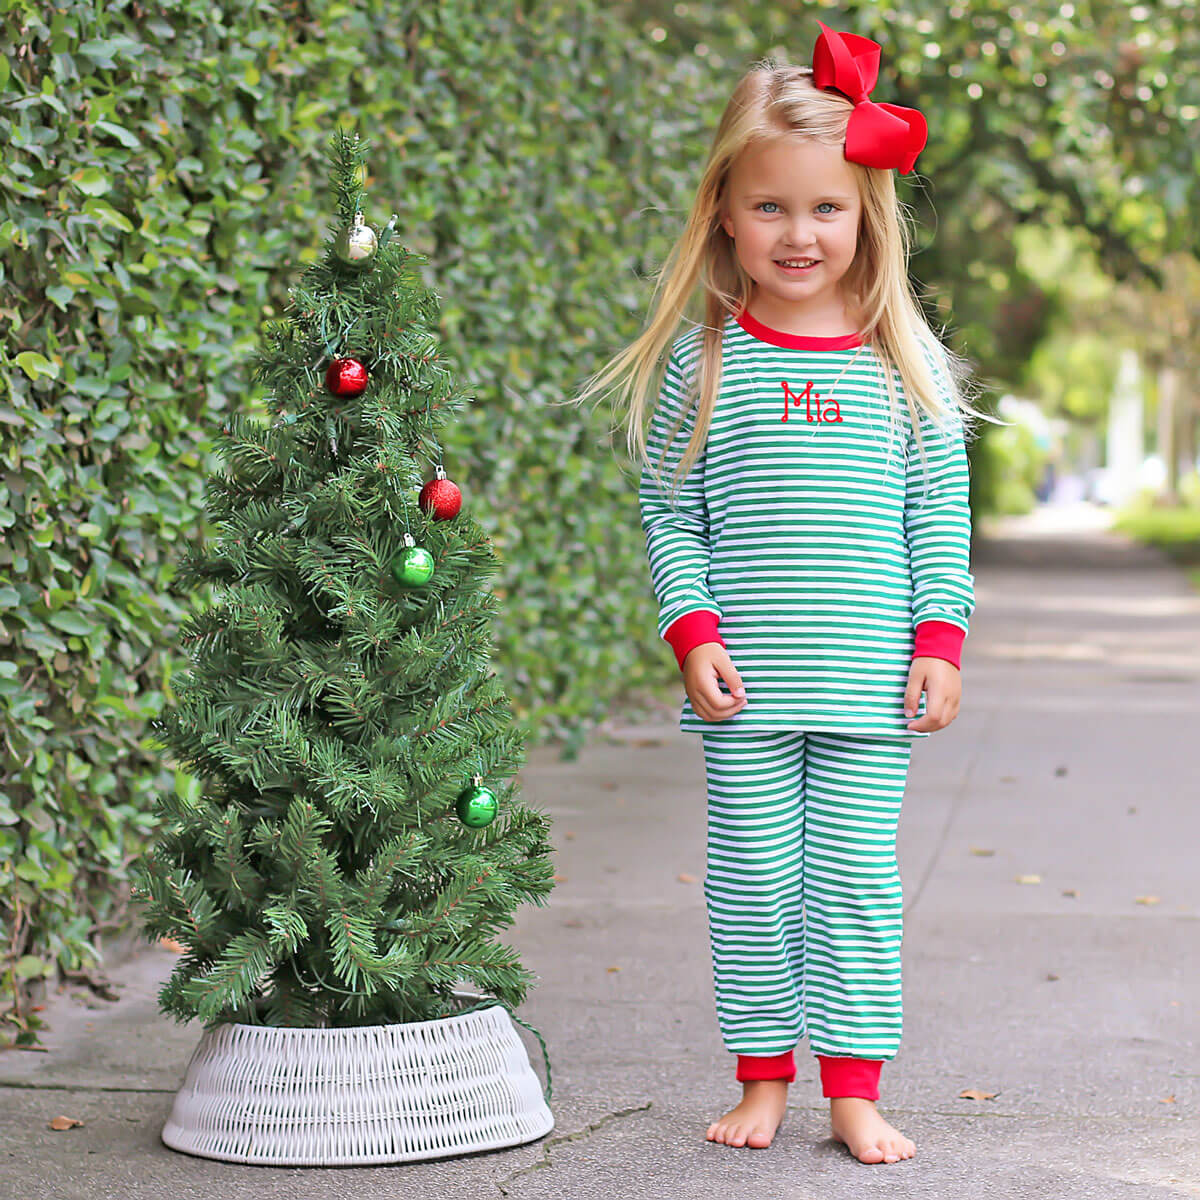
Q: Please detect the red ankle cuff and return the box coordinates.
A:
[817,1055,882,1100]
[736,1050,796,1083]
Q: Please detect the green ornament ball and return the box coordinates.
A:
[391,546,434,587]
[456,784,498,828]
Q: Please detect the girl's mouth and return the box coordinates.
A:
[775,259,820,275]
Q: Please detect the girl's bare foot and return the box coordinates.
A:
[705,1079,789,1148]
[829,1096,915,1163]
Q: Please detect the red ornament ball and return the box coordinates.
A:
[325,357,368,397]
[419,476,462,520]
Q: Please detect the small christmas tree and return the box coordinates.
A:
[133,130,556,1030]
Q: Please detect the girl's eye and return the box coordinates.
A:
[755,201,839,214]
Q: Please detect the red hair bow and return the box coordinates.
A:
[811,21,928,174]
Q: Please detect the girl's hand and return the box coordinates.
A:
[682,644,748,722]
[904,657,961,732]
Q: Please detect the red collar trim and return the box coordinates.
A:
[733,307,865,350]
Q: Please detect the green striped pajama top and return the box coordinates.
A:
[638,309,975,739]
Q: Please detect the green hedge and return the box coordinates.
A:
[968,417,1046,516]
[1113,500,1200,566]
[0,0,1000,1042]
[0,0,713,1041]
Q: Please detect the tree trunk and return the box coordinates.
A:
[1156,364,1178,503]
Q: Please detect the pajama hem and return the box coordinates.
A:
[736,1050,796,1083]
[817,1055,883,1101]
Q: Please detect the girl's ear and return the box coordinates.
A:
[720,212,734,239]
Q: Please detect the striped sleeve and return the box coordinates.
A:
[905,351,976,669]
[638,349,726,670]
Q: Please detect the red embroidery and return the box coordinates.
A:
[781,380,844,425]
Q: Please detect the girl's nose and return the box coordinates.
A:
[785,230,819,250]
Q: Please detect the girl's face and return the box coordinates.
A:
[720,136,862,324]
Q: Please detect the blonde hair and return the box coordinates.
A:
[573,58,1002,501]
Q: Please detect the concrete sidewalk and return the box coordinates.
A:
[3,502,1198,1199]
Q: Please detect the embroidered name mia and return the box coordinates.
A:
[781,380,843,425]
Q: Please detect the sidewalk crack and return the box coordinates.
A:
[495,1101,653,1195]
[0,1081,175,1093]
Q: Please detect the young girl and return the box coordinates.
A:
[577,22,997,1165]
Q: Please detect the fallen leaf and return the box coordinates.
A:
[958,1088,996,1101]
[999,775,1017,783]
[1135,895,1161,905]
[1054,765,1068,776]
[552,874,568,883]
[601,781,619,790]
[606,965,621,973]
[678,872,696,883]
[968,847,995,856]
[632,738,662,748]
[1045,972,1060,981]
[1061,888,1078,898]
[1160,1095,1176,1104]
[159,937,186,954]
[49,1115,84,1131]
[1015,874,1042,885]
[562,919,583,928]
[563,831,576,840]
[1128,806,1138,815]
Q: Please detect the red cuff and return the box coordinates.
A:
[736,1050,796,1083]
[662,609,725,671]
[816,1055,882,1100]
[912,619,965,669]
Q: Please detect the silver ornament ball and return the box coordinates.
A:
[335,212,378,266]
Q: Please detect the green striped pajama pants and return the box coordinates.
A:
[700,727,914,1074]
